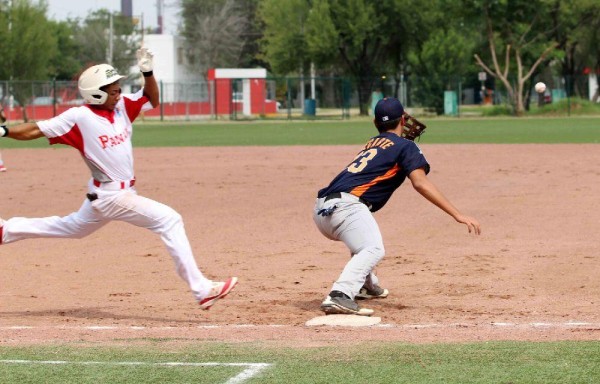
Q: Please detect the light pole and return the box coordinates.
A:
[107,13,114,65]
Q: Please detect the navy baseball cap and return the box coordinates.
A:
[374,97,404,123]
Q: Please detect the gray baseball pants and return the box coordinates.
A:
[313,192,385,300]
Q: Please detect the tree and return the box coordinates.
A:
[257,0,311,75]
[382,0,427,100]
[48,19,83,80]
[409,27,477,114]
[260,0,439,115]
[180,0,252,79]
[549,0,600,99]
[469,0,559,115]
[0,0,57,121]
[399,0,478,113]
[72,9,140,75]
[305,0,401,115]
[307,0,418,115]
[235,0,264,69]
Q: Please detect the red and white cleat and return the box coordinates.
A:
[199,277,238,310]
[0,165,7,172]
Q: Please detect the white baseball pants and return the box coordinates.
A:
[1,179,213,301]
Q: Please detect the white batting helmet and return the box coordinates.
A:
[78,64,125,105]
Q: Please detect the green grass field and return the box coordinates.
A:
[1,341,599,383]
[1,116,599,148]
[1,116,599,383]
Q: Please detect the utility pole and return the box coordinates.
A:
[157,0,163,34]
[107,13,114,65]
[140,12,145,45]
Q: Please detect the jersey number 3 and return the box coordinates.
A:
[347,149,377,173]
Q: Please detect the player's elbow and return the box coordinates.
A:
[143,89,160,108]
[146,93,159,108]
[410,178,427,193]
[10,123,44,141]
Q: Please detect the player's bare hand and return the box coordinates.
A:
[456,214,481,235]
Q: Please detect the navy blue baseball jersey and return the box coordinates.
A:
[318,132,430,212]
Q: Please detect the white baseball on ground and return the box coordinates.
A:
[535,82,546,93]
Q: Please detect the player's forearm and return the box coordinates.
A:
[413,182,462,219]
[0,122,45,140]
[409,168,481,234]
[409,170,462,219]
[142,73,160,107]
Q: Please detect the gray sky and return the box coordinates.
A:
[44,0,181,35]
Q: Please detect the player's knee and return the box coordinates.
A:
[367,245,385,261]
[162,210,183,230]
[66,218,99,239]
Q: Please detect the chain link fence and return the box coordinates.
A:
[428,74,599,117]
[1,74,597,122]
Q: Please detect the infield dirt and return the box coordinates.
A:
[1,145,598,345]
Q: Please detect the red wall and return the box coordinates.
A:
[5,100,277,121]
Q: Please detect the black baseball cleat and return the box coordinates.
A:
[320,290,374,316]
[355,284,389,300]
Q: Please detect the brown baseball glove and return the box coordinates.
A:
[401,113,426,141]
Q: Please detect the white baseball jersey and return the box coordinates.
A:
[37,90,152,183]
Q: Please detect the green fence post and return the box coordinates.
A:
[444,91,458,116]
[286,77,291,120]
[52,78,57,117]
[458,81,462,118]
[566,76,571,117]
[160,80,164,121]
[342,79,351,119]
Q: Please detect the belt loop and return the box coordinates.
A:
[325,192,371,210]
[324,192,342,202]
[93,178,136,190]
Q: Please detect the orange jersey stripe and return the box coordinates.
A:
[350,164,400,197]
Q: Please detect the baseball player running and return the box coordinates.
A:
[0,48,237,310]
[314,97,480,316]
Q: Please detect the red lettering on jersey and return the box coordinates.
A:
[99,135,109,148]
[98,129,129,149]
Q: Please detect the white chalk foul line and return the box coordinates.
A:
[397,322,600,329]
[0,360,272,384]
[1,322,599,331]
